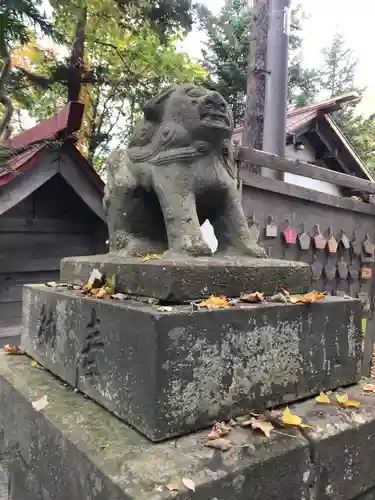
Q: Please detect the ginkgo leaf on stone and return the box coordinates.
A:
[281,407,311,428]
[315,392,330,404]
[336,392,360,407]
[198,295,230,309]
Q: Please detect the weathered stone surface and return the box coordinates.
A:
[21,285,361,441]
[0,353,314,500]
[104,84,266,258]
[2,356,375,500]
[61,254,310,301]
[280,382,375,500]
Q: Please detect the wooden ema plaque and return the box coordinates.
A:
[339,230,350,250]
[337,258,348,280]
[350,231,361,257]
[298,223,310,251]
[313,225,326,250]
[265,216,278,238]
[283,219,296,245]
[327,227,338,254]
[360,267,372,279]
[311,258,323,280]
[363,234,375,257]
[324,261,336,280]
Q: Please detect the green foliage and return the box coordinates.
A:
[320,32,358,97]
[197,0,319,126]
[1,0,63,52]
[320,32,375,174]
[7,0,205,169]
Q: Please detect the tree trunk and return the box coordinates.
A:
[241,0,269,175]
[68,3,87,102]
[0,47,14,142]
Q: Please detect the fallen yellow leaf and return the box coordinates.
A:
[2,345,24,355]
[198,295,230,309]
[207,422,231,440]
[249,417,274,437]
[141,253,162,262]
[289,291,326,304]
[281,407,311,428]
[95,286,108,299]
[336,392,348,404]
[343,400,361,408]
[315,392,330,404]
[335,392,360,408]
[31,360,39,368]
[363,383,375,392]
[240,291,264,303]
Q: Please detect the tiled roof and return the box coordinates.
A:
[1,102,104,192]
[234,91,360,136]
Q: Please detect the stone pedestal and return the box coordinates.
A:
[61,254,311,301]
[1,354,375,500]
[21,284,361,441]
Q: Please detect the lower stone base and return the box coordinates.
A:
[1,354,375,500]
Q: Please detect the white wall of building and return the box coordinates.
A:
[284,141,342,196]
[232,132,342,197]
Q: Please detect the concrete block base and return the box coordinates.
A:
[1,354,375,500]
[21,285,361,441]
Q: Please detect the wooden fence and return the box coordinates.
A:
[235,146,375,377]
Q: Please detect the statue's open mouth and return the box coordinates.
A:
[201,112,230,128]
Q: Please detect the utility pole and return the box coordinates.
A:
[262,0,291,179]
[241,0,270,175]
[241,0,291,178]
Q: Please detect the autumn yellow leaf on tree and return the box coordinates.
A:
[315,392,330,404]
[281,407,311,428]
[198,295,230,309]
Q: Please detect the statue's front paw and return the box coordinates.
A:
[167,237,213,257]
[241,241,267,258]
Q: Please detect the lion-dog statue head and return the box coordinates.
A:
[127,84,235,176]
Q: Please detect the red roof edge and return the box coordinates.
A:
[9,102,84,149]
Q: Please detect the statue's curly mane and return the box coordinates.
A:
[126,85,236,178]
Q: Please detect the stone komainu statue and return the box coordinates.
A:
[104,84,266,258]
